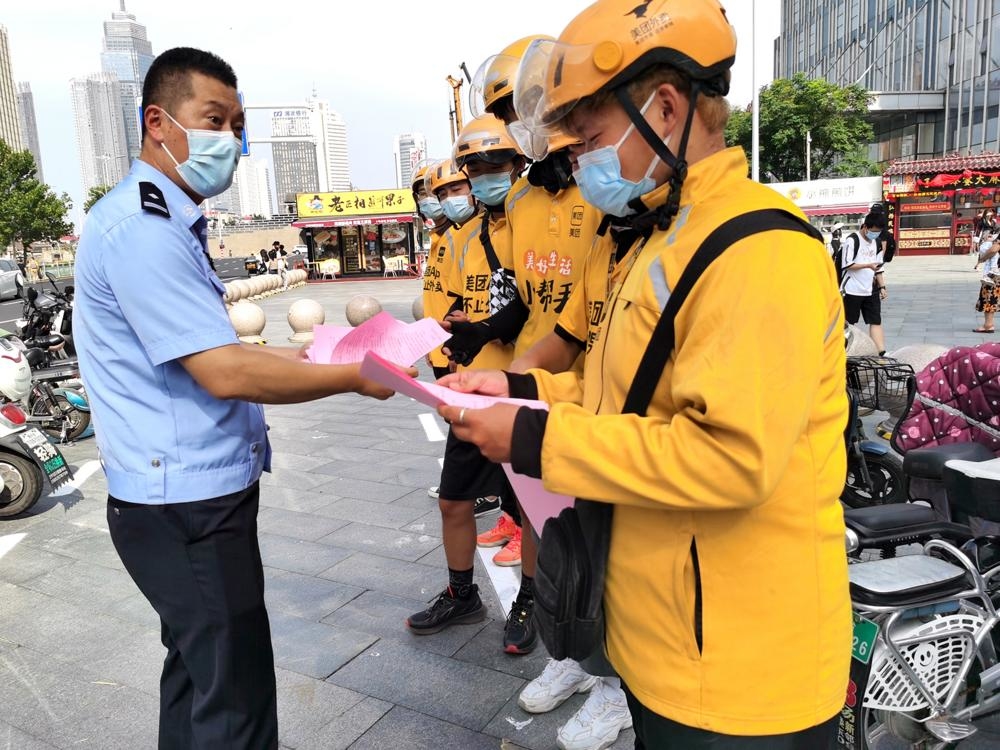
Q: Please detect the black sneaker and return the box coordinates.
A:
[406,585,486,635]
[474,496,502,517]
[503,595,537,654]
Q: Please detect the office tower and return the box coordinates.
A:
[100,1,154,161]
[0,26,23,151]
[393,132,426,189]
[15,82,41,179]
[71,73,130,192]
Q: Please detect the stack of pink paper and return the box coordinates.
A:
[306,311,451,366]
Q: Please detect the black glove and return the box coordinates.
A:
[444,321,494,367]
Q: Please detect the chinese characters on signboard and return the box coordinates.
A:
[296,190,417,219]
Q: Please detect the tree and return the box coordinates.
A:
[84,184,113,213]
[726,73,876,182]
[0,140,73,258]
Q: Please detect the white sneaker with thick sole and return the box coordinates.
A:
[427,486,440,498]
[518,658,598,714]
[556,679,633,750]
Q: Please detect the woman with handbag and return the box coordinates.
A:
[439,2,851,747]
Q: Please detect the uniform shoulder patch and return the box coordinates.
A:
[139,181,170,218]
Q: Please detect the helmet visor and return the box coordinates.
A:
[515,39,601,137]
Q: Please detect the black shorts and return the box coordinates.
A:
[438,427,506,501]
[843,291,881,326]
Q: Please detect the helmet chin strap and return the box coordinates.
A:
[615,82,702,232]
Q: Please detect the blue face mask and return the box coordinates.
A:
[572,92,666,217]
[865,230,882,242]
[441,195,476,224]
[418,196,445,221]
[469,171,513,206]
[161,109,241,198]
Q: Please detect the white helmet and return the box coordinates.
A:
[0,338,33,402]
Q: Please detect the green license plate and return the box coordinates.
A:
[852,613,879,665]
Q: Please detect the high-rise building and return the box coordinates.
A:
[0,26,23,151]
[16,82,42,181]
[393,132,426,190]
[234,157,273,218]
[270,100,351,210]
[774,1,993,162]
[100,2,154,161]
[271,107,319,208]
[71,73,130,193]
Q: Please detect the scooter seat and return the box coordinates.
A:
[903,443,995,480]
[850,555,970,608]
[844,504,972,548]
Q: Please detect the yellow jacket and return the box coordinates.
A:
[505,175,602,358]
[532,148,851,735]
[447,210,515,371]
[422,227,454,369]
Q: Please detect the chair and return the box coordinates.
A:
[382,256,397,277]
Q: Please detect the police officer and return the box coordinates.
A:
[74,47,402,750]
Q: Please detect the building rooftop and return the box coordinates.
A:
[885,152,1000,175]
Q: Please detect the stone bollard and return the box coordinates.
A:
[889,344,948,376]
[229,300,267,344]
[346,295,382,327]
[411,295,424,322]
[845,324,879,357]
[288,299,325,343]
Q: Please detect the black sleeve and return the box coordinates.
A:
[505,371,539,400]
[446,295,464,316]
[481,293,529,344]
[554,324,586,350]
[510,407,548,479]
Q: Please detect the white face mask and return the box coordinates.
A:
[160,109,242,198]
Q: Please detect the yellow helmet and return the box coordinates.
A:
[514,0,736,133]
[452,114,523,170]
[424,158,468,197]
[411,164,430,194]
[470,34,555,118]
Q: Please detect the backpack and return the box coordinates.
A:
[832,232,860,291]
[881,230,896,263]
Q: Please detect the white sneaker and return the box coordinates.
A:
[556,679,633,750]
[518,658,598,714]
[427,485,440,498]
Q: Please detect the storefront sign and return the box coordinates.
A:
[765,177,883,210]
[297,189,416,219]
[897,237,951,250]
[900,202,950,213]
[898,229,950,239]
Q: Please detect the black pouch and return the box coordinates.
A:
[531,209,823,677]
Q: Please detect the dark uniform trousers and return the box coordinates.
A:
[624,685,838,750]
[108,482,278,749]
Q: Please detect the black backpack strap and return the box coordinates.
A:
[479,213,502,272]
[622,209,820,416]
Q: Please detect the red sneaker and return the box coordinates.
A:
[477,512,517,547]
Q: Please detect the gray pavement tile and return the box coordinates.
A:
[260,467,340,492]
[310,476,413,503]
[320,590,488,658]
[0,541,75,586]
[385,465,446,490]
[259,486,335,513]
[453,621,554,682]
[266,451,337,472]
[393,487,441,509]
[304,434,396,454]
[73,627,164,697]
[264,570,364,620]
[104,591,161,631]
[259,533,355,575]
[347,706,500,750]
[401,509,443,537]
[20,559,136,613]
[48,527,124,571]
[316,522,440,562]
[0,512,49,534]
[44,678,160,749]
[312,497,429,530]
[258,506,352,541]
[319,552,443,601]
[269,612,377,680]
[274,667,367,750]
[16,518,107,555]
[327,640,524,732]
[370,436,450,458]
[0,721,57,749]
[294,696,393,750]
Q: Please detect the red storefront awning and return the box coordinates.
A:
[292,214,414,228]
[803,204,871,217]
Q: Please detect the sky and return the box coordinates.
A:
[3,0,781,231]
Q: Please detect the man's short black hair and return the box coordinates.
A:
[141,47,238,138]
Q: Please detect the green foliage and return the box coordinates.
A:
[0,140,72,252]
[83,184,113,214]
[726,73,875,182]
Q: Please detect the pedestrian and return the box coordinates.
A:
[973,209,987,257]
[438,1,851,746]
[975,213,1000,332]
[830,222,842,256]
[841,208,889,354]
[74,47,404,750]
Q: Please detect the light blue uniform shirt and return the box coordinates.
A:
[75,159,270,504]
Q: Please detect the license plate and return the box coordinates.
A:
[17,428,72,487]
[852,613,879,665]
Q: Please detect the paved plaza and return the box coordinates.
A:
[1,254,1000,749]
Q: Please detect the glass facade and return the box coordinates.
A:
[100,8,153,161]
[776,0,1000,161]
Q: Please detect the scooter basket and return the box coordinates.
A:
[847,356,914,412]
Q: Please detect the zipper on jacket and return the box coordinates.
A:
[690,538,702,655]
